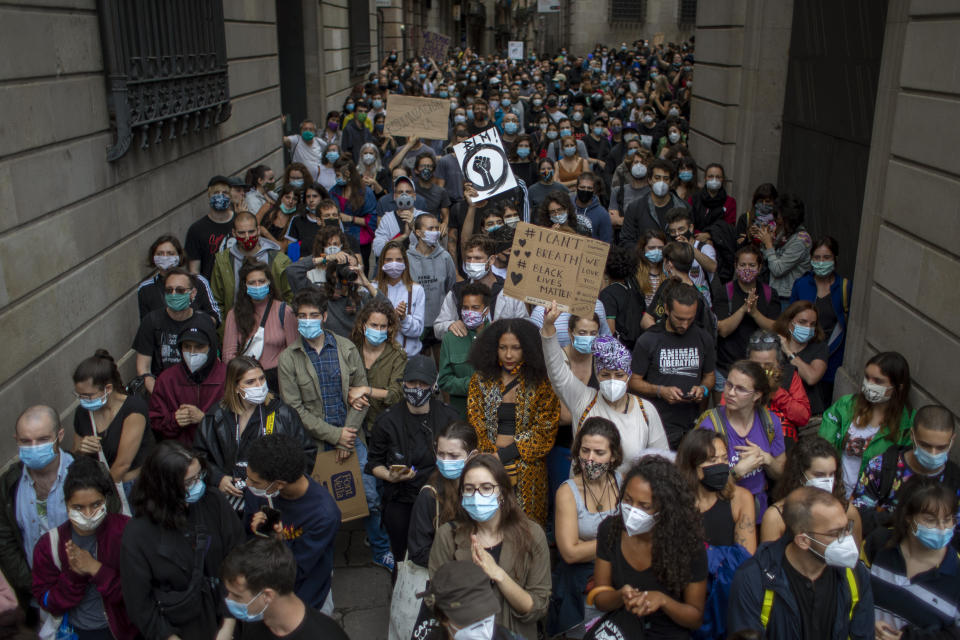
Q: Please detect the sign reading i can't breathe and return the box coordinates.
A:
[453,127,517,203]
[504,222,609,317]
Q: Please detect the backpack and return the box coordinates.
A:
[725,281,772,317]
[760,566,860,632]
[697,406,778,448]
[611,276,646,350]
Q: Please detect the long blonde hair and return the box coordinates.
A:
[222,356,274,413]
[375,240,414,294]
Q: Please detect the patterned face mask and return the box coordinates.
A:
[580,458,609,481]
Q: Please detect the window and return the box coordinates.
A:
[350,1,372,76]
[97,0,231,161]
[678,0,697,26]
[609,0,646,23]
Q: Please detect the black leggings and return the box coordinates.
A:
[382,500,414,561]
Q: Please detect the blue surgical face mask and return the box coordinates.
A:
[516,146,530,158]
[247,284,270,301]
[288,179,305,189]
[812,260,835,277]
[560,128,571,137]
[503,122,518,134]
[572,335,596,355]
[913,438,951,470]
[326,151,340,163]
[335,177,347,186]
[644,248,663,264]
[298,318,324,340]
[915,523,954,550]
[209,193,231,211]
[19,442,57,470]
[78,392,109,412]
[365,327,388,345]
[462,493,499,522]
[225,591,267,623]
[593,126,604,136]
[437,458,466,480]
[678,170,693,183]
[185,478,206,504]
[791,323,815,344]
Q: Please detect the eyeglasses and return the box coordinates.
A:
[723,381,756,396]
[748,335,779,345]
[164,287,193,295]
[462,483,499,497]
[185,470,206,489]
[916,514,960,529]
[73,390,105,401]
[808,519,855,543]
[547,207,566,215]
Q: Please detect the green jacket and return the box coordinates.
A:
[438,326,481,420]
[362,341,407,431]
[278,334,368,448]
[210,239,293,318]
[818,393,915,478]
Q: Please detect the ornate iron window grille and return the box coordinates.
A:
[97,0,232,161]
[609,0,647,24]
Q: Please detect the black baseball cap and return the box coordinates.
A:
[208,175,230,188]
[403,355,437,384]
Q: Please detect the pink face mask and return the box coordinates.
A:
[737,267,759,283]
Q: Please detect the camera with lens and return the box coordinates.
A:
[335,263,358,283]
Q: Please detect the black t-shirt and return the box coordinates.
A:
[285,214,322,256]
[632,323,716,444]
[239,606,349,640]
[713,281,781,372]
[132,309,218,376]
[797,339,829,414]
[73,394,154,471]
[816,294,838,336]
[596,516,708,639]
[185,214,234,280]
[782,554,838,640]
[467,118,492,136]
[646,280,715,334]
[416,182,452,218]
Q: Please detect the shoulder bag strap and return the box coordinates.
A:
[241,298,274,353]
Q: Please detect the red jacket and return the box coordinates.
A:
[769,370,811,442]
[149,359,227,445]
[32,514,138,640]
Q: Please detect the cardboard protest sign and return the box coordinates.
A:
[537,0,560,11]
[311,449,369,522]
[453,127,517,203]
[384,94,450,140]
[504,222,609,317]
[653,32,665,46]
[508,41,524,60]
[422,31,450,60]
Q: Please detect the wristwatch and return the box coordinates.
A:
[787,352,796,361]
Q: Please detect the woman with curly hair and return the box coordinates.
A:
[591,456,708,636]
[466,318,559,524]
[760,435,862,546]
[348,298,406,430]
[428,454,551,639]
[535,191,590,237]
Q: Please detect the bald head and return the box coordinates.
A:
[782,486,843,537]
[15,405,60,443]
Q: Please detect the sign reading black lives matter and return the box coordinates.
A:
[504,222,609,317]
[453,127,517,203]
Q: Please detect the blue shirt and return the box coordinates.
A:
[303,333,347,428]
[244,478,341,609]
[16,451,73,568]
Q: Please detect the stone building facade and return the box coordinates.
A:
[0,0,379,462]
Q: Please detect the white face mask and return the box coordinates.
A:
[804,474,834,494]
[422,230,440,246]
[463,262,489,281]
[153,255,180,270]
[599,379,627,403]
[706,178,722,191]
[451,614,496,640]
[362,153,376,165]
[182,351,209,373]
[804,533,859,569]
[630,163,647,179]
[861,378,892,404]
[621,503,656,536]
[324,245,341,256]
[242,383,269,405]
[651,181,669,197]
[69,505,107,532]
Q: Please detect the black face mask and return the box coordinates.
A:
[576,189,594,203]
[403,385,432,407]
[700,463,730,492]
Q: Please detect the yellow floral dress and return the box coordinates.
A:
[467,373,559,525]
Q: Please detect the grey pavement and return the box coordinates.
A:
[331,519,393,639]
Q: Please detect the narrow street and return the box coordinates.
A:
[331,521,393,639]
